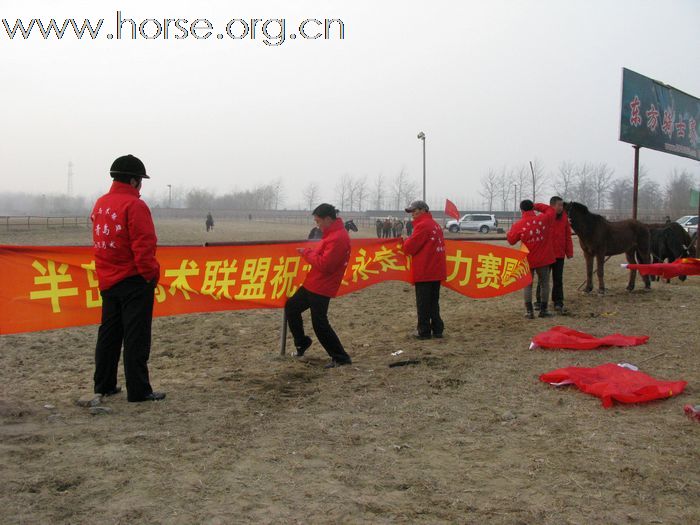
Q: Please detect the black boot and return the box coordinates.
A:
[525,302,535,319]
[538,302,554,318]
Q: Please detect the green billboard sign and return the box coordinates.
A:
[619,68,700,161]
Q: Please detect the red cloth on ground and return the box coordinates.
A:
[532,326,649,350]
[626,258,700,280]
[540,363,687,408]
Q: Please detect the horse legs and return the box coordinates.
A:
[625,251,637,291]
[584,252,594,293]
[636,249,652,290]
[596,254,606,294]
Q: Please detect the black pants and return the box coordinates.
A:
[536,258,565,307]
[285,287,350,363]
[415,281,444,336]
[94,276,155,401]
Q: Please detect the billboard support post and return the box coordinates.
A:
[632,145,640,220]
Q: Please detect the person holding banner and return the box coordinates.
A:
[403,200,447,339]
[91,154,165,402]
[534,196,574,314]
[507,199,556,319]
[286,203,353,368]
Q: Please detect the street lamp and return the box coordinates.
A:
[167,184,172,208]
[417,131,426,202]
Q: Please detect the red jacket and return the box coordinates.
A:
[91,181,160,291]
[534,203,574,259]
[402,212,447,283]
[507,209,556,269]
[301,218,351,298]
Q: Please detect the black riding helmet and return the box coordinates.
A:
[110,154,149,179]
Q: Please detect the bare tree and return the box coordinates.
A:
[301,182,319,211]
[271,178,284,210]
[553,161,576,201]
[608,178,632,213]
[479,170,498,212]
[573,162,595,207]
[392,168,409,210]
[497,167,513,212]
[529,158,547,201]
[372,174,385,210]
[592,163,614,210]
[355,176,368,211]
[666,168,696,217]
[335,174,352,211]
[514,164,528,204]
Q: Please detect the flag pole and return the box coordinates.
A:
[279,311,288,356]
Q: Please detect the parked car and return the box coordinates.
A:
[445,214,498,234]
[676,215,698,235]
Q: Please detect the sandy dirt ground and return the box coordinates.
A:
[1,218,699,524]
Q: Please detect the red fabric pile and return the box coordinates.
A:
[531,326,649,350]
[625,257,700,280]
[540,363,687,408]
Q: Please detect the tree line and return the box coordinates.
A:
[479,160,698,218]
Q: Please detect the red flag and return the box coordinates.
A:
[444,199,460,220]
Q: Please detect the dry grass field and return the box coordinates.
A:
[1,218,699,524]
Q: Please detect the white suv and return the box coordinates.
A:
[676,215,698,235]
[446,214,498,234]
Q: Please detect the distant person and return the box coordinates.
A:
[375,219,383,238]
[285,203,352,368]
[383,217,392,238]
[393,218,404,237]
[507,199,556,319]
[405,217,413,236]
[665,215,671,224]
[534,196,573,314]
[90,154,165,402]
[248,213,252,221]
[205,212,214,232]
[403,200,447,339]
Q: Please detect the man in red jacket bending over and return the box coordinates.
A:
[286,203,352,368]
[91,155,165,402]
[403,200,447,339]
[534,196,574,314]
[507,199,556,319]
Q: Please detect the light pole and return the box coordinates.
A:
[417,131,426,202]
[167,184,172,208]
[513,183,517,225]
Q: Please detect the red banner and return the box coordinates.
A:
[0,239,531,335]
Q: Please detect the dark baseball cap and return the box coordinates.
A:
[405,200,429,212]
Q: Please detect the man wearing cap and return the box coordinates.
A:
[402,200,447,339]
[285,203,353,368]
[90,154,165,402]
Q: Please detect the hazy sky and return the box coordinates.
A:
[1,0,699,209]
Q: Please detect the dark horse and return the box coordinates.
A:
[307,219,357,240]
[647,222,695,282]
[565,202,651,293]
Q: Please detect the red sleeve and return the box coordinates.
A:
[302,236,348,274]
[127,200,160,281]
[565,221,574,257]
[534,203,555,219]
[507,221,522,245]
[402,225,428,256]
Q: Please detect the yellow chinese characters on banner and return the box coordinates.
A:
[0,239,530,335]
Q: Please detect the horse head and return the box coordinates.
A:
[345,219,358,232]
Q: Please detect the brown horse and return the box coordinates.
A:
[565,202,651,293]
